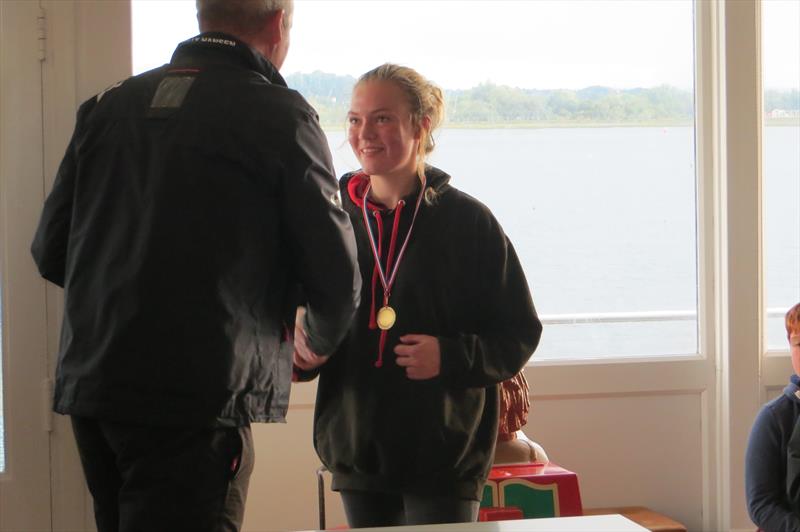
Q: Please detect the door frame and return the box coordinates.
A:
[0,1,54,530]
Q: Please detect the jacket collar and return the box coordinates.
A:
[171,32,287,88]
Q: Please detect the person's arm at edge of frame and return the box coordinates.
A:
[787,414,800,521]
[745,403,800,532]
[31,99,95,286]
[437,211,542,389]
[281,106,361,372]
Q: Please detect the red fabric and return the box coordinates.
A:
[385,200,404,274]
[346,172,372,209]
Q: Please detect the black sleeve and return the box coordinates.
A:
[292,365,322,383]
[438,210,542,389]
[787,416,800,517]
[281,108,361,357]
[31,101,93,287]
[745,405,800,531]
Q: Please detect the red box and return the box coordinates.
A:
[479,506,524,522]
[480,462,583,518]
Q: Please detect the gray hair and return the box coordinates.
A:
[196,0,293,36]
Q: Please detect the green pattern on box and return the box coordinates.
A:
[481,485,494,507]
[502,483,556,518]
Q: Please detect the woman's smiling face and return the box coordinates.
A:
[347,80,421,181]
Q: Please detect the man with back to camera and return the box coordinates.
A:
[30,1,361,530]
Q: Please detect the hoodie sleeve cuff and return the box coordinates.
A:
[438,335,469,385]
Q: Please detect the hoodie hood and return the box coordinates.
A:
[341,165,452,211]
[785,374,800,402]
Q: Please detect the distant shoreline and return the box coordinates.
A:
[319,118,799,131]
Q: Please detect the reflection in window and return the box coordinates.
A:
[133,0,698,360]
[763,0,800,351]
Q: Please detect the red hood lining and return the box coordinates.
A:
[346,173,383,211]
[346,172,427,212]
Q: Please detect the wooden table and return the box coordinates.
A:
[298,514,650,531]
[583,507,687,532]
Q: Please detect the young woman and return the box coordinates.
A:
[294,64,542,528]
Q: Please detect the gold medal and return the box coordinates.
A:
[376,306,396,330]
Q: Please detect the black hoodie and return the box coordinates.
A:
[312,166,542,500]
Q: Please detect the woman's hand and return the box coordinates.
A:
[293,307,329,371]
[394,334,441,380]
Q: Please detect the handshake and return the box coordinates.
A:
[292,306,442,380]
[292,306,330,371]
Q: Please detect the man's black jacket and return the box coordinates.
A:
[31,33,360,428]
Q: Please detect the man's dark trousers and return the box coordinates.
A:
[71,417,254,532]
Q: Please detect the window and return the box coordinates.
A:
[133,0,697,361]
[762,0,800,352]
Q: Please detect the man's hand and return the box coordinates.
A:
[394,334,441,380]
[293,307,329,371]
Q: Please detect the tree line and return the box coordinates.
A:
[286,71,800,128]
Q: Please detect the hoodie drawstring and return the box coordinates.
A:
[368,212,384,330]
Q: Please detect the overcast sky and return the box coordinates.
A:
[133,0,800,91]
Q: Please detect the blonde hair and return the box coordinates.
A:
[787,302,800,339]
[356,64,445,201]
[196,0,293,36]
